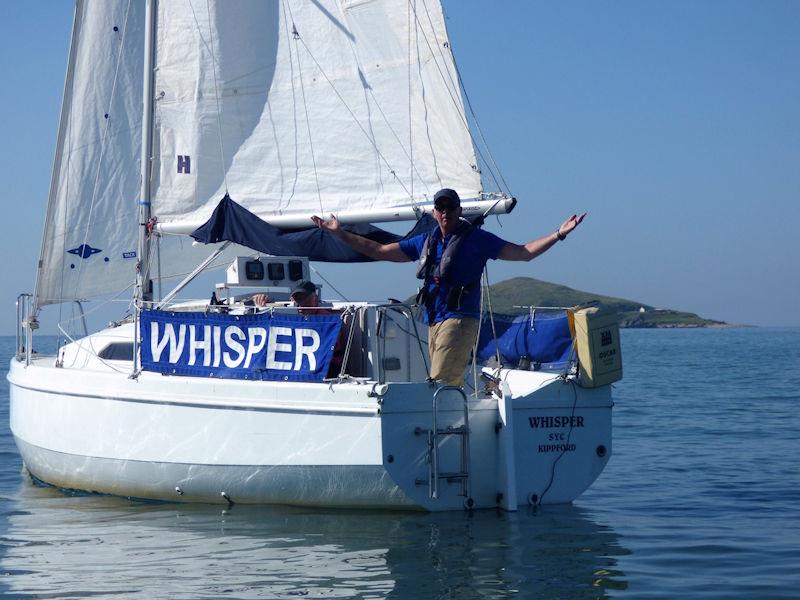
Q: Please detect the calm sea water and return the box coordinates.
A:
[1,329,798,599]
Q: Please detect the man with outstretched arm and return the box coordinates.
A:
[312,188,585,387]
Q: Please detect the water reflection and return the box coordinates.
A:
[0,478,627,598]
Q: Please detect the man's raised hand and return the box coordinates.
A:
[312,214,340,235]
[558,212,587,238]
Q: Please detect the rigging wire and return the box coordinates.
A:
[72,0,134,306]
[279,1,301,213]
[289,32,416,203]
[411,0,509,196]
[360,83,430,203]
[56,65,73,334]
[309,265,349,302]
[295,38,324,215]
[205,0,229,193]
[469,264,503,398]
[286,2,429,206]
[471,283,483,397]
[424,0,511,194]
[408,0,415,203]
[452,60,511,196]
[335,1,432,206]
[52,2,85,335]
[408,0,491,184]
[482,265,503,367]
[53,281,136,370]
[57,0,133,339]
[284,1,509,210]
[336,307,359,380]
[284,4,325,215]
[186,0,229,192]
[57,318,134,375]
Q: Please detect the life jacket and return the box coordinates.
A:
[415,220,480,311]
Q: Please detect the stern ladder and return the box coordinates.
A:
[415,385,473,506]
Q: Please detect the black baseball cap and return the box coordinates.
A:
[433,188,461,211]
[290,280,317,298]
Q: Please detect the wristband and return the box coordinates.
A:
[556,229,566,241]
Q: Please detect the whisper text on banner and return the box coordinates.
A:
[140,310,343,382]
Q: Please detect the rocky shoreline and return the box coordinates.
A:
[620,321,742,329]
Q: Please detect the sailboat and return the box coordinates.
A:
[8,0,620,511]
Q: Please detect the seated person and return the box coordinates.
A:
[255,280,347,378]
[286,280,332,315]
[254,280,328,312]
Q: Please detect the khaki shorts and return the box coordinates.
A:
[428,317,480,387]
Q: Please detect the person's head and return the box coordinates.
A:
[290,280,319,309]
[432,188,462,235]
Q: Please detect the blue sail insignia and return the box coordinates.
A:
[67,244,102,259]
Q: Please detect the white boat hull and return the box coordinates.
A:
[8,357,612,511]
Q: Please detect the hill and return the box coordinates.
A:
[411,277,727,328]
[486,277,727,328]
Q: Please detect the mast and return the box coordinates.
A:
[136,0,156,306]
[133,0,156,375]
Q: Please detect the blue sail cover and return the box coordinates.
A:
[477,312,574,369]
[190,194,437,262]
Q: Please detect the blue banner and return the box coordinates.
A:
[141,310,343,382]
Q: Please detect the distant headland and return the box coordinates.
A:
[479,277,731,328]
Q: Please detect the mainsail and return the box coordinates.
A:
[152,0,481,230]
[36,0,485,308]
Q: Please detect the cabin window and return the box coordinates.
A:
[98,342,134,361]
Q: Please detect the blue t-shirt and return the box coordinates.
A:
[399,225,507,324]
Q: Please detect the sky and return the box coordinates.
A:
[0,0,798,335]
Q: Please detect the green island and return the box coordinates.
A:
[477,277,728,328]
